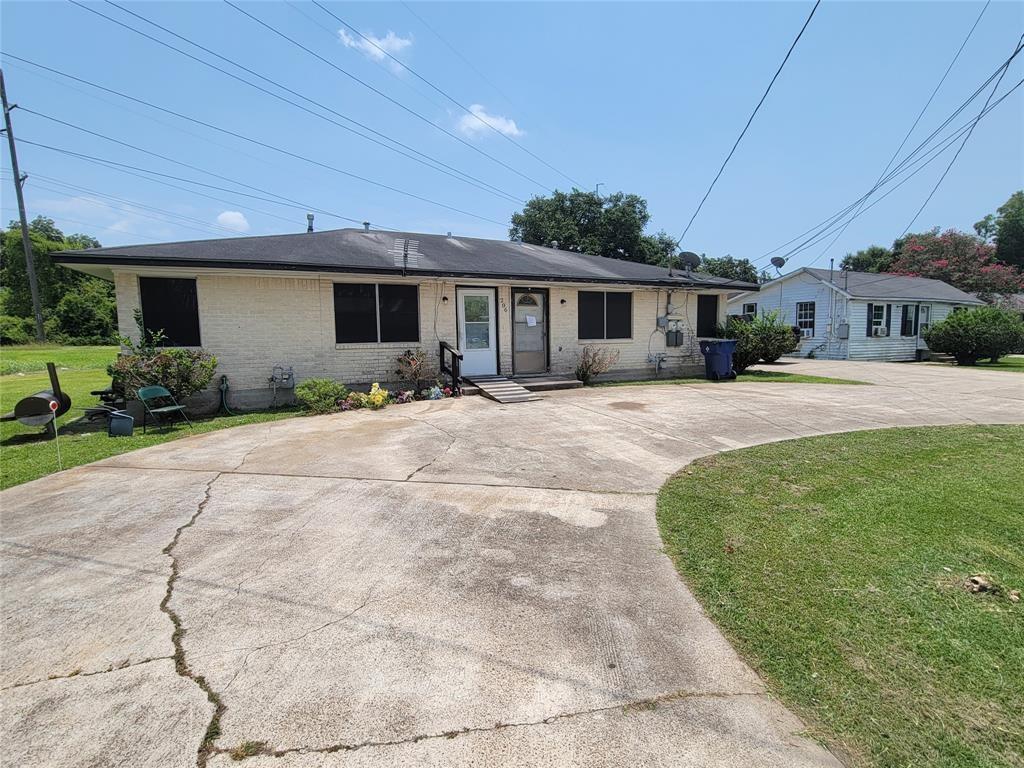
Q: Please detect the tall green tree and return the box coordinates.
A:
[699,255,758,283]
[990,191,1024,269]
[509,189,675,265]
[0,215,113,342]
[840,244,894,273]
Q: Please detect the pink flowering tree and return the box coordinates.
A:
[890,228,1024,300]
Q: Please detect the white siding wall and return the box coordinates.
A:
[114,270,730,407]
[846,300,957,361]
[728,273,847,359]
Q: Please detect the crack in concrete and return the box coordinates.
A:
[160,472,225,768]
[1,655,175,691]
[233,425,274,472]
[213,688,764,761]
[399,415,460,481]
[220,584,380,694]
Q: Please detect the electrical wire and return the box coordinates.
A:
[674,0,821,248]
[314,0,582,188]
[71,0,525,205]
[899,32,1024,236]
[808,0,992,266]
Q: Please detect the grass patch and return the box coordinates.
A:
[598,369,869,387]
[0,344,119,375]
[657,426,1023,768]
[0,345,298,490]
[926,355,1024,373]
[229,741,268,760]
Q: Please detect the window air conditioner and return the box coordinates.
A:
[873,327,888,337]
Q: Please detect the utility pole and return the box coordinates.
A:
[1,69,45,341]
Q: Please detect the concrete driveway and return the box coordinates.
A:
[2,360,1021,767]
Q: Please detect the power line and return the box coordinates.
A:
[400,1,522,115]
[314,0,582,188]
[71,0,524,205]
[675,0,822,248]
[808,0,992,266]
[4,56,506,228]
[753,40,1024,268]
[900,32,1024,236]
[220,0,556,192]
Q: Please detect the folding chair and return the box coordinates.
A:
[137,385,192,433]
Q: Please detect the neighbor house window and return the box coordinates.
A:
[138,277,201,347]
[334,283,419,343]
[900,304,920,337]
[578,291,631,340]
[866,302,890,336]
[796,301,815,337]
[742,302,757,315]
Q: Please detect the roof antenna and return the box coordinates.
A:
[363,221,370,232]
[306,213,314,233]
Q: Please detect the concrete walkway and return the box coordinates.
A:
[2,360,1021,767]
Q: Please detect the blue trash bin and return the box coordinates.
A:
[108,410,134,437]
[699,339,738,381]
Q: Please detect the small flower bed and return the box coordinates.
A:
[299,379,458,415]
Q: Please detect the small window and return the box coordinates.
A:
[742,302,757,315]
[796,301,815,337]
[578,291,631,340]
[516,294,538,307]
[871,304,886,328]
[138,277,201,346]
[334,283,419,344]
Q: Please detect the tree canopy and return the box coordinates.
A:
[509,189,677,265]
[0,216,114,343]
[889,228,1023,300]
[699,255,758,283]
[840,245,893,273]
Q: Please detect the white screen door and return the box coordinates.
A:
[457,288,497,376]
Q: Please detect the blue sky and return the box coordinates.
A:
[2,1,1022,273]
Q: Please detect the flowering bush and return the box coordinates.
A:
[574,345,620,385]
[394,390,415,404]
[367,382,390,409]
[422,385,445,400]
[891,228,1024,300]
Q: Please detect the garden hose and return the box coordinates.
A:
[219,375,236,416]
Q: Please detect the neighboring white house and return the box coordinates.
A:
[727,267,985,362]
[55,227,756,407]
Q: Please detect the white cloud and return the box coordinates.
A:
[216,210,250,233]
[338,29,412,73]
[456,104,524,139]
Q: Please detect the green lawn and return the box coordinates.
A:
[926,355,1024,373]
[657,426,1023,768]
[0,345,298,490]
[598,369,869,387]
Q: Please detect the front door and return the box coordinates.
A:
[457,288,498,376]
[513,289,547,374]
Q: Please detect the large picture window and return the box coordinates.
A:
[796,301,815,337]
[334,283,419,343]
[578,291,631,340]
[138,277,201,347]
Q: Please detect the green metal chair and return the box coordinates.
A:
[137,385,192,433]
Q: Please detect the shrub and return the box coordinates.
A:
[395,348,435,391]
[924,306,1024,365]
[295,378,348,414]
[0,314,32,345]
[575,345,620,385]
[716,317,759,373]
[752,311,800,363]
[109,348,218,401]
[51,282,116,344]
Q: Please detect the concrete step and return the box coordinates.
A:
[513,376,584,392]
[465,376,542,404]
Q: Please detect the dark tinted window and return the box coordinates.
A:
[605,293,632,339]
[334,283,377,343]
[578,291,605,339]
[378,284,419,342]
[139,277,200,346]
[697,294,719,337]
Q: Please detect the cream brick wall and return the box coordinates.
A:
[113,270,732,404]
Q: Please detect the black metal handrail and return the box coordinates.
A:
[439,341,463,395]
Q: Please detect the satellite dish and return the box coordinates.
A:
[678,251,701,270]
[770,256,787,270]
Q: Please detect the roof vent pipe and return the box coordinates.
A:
[363,221,370,231]
[306,213,314,233]
[447,231,452,238]
[550,240,559,250]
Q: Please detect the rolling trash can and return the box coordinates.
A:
[699,339,738,381]
[108,410,134,437]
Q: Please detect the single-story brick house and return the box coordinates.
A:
[727,267,984,362]
[56,227,756,407]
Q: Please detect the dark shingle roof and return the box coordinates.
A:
[805,268,984,304]
[53,228,757,290]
